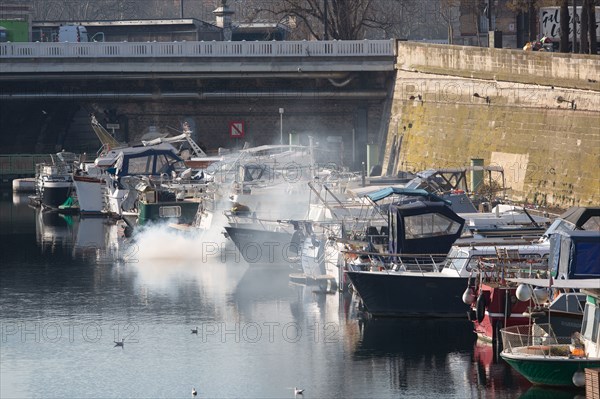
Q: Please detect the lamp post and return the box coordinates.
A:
[279,107,284,145]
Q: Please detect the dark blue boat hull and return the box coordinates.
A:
[346,271,470,317]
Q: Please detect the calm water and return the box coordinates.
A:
[0,191,585,399]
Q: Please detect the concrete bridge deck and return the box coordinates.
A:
[0,40,396,79]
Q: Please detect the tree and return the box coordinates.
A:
[559,0,570,51]
[507,0,536,42]
[31,0,148,20]
[581,0,589,52]
[439,0,460,44]
[249,0,401,40]
[589,0,598,53]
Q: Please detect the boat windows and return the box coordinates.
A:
[155,154,171,174]
[128,155,154,175]
[580,301,599,343]
[443,248,468,271]
[581,216,600,231]
[404,212,462,239]
[549,293,587,313]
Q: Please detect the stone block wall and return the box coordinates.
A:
[383,42,600,208]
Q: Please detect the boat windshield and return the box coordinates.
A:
[404,212,462,239]
[581,300,600,344]
[443,248,471,272]
[544,218,576,238]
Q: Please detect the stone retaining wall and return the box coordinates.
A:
[383,42,600,208]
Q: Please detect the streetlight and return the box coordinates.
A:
[279,107,284,145]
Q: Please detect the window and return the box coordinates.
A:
[127,156,153,174]
[159,206,181,218]
[582,216,600,231]
[404,213,461,239]
[155,154,171,174]
[443,248,469,272]
[581,302,599,343]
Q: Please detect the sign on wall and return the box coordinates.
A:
[540,7,600,41]
[229,121,244,138]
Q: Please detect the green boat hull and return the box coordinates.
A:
[501,354,600,387]
[138,200,199,225]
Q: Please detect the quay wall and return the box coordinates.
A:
[383,42,600,209]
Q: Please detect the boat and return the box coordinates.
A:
[33,151,78,209]
[500,279,600,388]
[223,216,303,267]
[104,146,203,225]
[344,200,469,317]
[465,248,549,347]
[12,177,36,193]
[76,115,213,216]
[466,206,600,345]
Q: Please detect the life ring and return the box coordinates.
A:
[476,294,487,323]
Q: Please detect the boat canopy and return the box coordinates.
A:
[388,200,465,255]
[114,148,183,176]
[367,187,450,204]
[558,207,600,230]
[550,230,600,279]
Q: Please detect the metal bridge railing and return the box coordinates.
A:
[0,39,396,59]
[0,154,52,176]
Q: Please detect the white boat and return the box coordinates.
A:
[77,115,212,218]
[33,151,78,209]
[500,279,600,388]
[12,177,36,193]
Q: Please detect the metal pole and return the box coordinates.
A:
[279,108,284,145]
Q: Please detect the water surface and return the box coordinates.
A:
[1,192,584,398]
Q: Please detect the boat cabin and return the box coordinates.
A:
[388,200,465,256]
[113,147,185,177]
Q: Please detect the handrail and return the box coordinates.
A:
[0,154,52,175]
[0,39,396,59]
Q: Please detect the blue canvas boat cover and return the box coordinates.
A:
[367,187,451,204]
[115,148,183,176]
[551,230,600,279]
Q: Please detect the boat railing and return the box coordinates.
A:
[223,212,300,233]
[343,249,448,275]
[476,256,548,281]
[501,324,578,358]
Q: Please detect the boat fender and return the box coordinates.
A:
[476,294,486,323]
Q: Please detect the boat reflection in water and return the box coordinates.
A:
[35,210,78,255]
[472,340,531,396]
[34,209,127,262]
[349,317,532,396]
[519,386,586,399]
